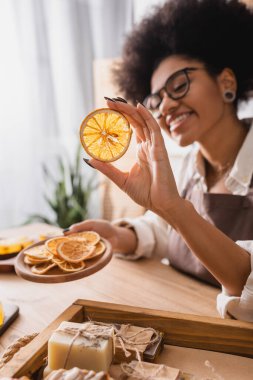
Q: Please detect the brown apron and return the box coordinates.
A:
[167,175,253,287]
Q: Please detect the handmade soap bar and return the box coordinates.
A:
[48,321,114,372]
[113,324,163,363]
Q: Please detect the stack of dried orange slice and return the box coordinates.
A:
[23,231,106,275]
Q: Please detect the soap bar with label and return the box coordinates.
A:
[48,321,114,372]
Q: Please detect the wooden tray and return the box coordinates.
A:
[14,239,112,283]
[1,300,253,379]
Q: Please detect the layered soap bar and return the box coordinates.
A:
[48,321,114,372]
[45,367,114,380]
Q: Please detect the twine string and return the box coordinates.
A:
[120,361,166,379]
[0,333,38,369]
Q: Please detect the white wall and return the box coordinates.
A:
[133,0,167,22]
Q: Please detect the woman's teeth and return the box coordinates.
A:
[170,113,191,131]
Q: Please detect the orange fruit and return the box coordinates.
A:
[80,108,132,162]
[86,241,106,260]
[57,240,95,263]
[55,259,85,273]
[31,262,56,275]
[45,237,70,257]
[51,256,65,266]
[70,231,101,245]
[24,255,52,265]
[23,245,51,260]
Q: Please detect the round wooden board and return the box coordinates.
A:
[14,238,112,283]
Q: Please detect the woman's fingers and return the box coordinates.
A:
[137,103,166,150]
[105,99,147,142]
[65,220,97,234]
[143,126,151,142]
[88,158,128,190]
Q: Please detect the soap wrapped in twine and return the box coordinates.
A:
[57,322,114,369]
[56,321,160,369]
[114,323,160,362]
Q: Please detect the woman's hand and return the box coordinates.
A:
[88,100,183,222]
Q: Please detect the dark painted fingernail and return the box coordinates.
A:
[63,228,70,233]
[104,96,116,102]
[112,97,127,103]
[157,113,162,119]
[116,97,127,103]
[83,158,95,168]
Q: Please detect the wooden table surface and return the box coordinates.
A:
[1,223,253,380]
[0,223,220,356]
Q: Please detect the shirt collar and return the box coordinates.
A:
[193,119,253,195]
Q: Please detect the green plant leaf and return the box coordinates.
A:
[26,145,97,228]
[25,214,56,226]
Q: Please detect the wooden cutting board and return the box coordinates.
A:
[0,223,62,273]
[0,257,16,272]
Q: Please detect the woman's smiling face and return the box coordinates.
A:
[150,55,227,147]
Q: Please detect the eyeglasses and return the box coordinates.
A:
[143,67,202,117]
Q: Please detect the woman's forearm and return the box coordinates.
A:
[161,200,251,296]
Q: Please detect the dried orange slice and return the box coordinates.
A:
[80,108,132,162]
[56,259,85,273]
[86,241,106,260]
[51,256,65,265]
[31,262,56,275]
[70,231,101,245]
[57,240,95,263]
[52,256,85,272]
[23,245,51,259]
[45,237,70,257]
[24,255,52,265]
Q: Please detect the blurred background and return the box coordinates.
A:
[0,0,252,230]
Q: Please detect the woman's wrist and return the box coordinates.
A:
[156,198,193,230]
[113,225,138,255]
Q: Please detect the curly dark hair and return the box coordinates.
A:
[113,0,253,105]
